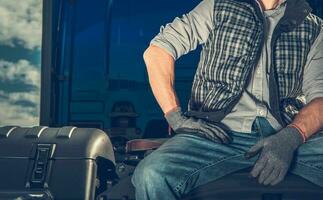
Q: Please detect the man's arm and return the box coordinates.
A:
[291,98,323,139]
[143,44,233,143]
[144,0,215,114]
[245,30,323,186]
[150,0,215,60]
[143,1,232,143]
[296,32,323,139]
[143,45,179,115]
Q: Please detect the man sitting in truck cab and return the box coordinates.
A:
[132,0,323,199]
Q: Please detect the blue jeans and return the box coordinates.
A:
[131,117,323,200]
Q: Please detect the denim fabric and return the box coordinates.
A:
[131,117,323,200]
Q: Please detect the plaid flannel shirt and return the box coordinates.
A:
[151,0,323,131]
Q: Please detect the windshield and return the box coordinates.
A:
[0,0,42,126]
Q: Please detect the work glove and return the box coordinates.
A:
[164,107,233,144]
[244,126,304,186]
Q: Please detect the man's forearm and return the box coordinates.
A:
[143,45,180,115]
[291,97,323,139]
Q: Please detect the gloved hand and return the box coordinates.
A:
[244,126,304,186]
[164,107,233,144]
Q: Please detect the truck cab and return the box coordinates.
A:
[41,0,323,199]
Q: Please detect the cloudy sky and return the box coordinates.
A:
[0,0,42,126]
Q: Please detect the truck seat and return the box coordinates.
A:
[126,138,168,152]
[183,167,323,200]
[125,138,323,200]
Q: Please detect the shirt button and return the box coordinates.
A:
[257,69,261,75]
[259,110,265,116]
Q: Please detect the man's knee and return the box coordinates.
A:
[131,154,166,189]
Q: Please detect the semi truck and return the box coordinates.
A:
[39,0,323,199]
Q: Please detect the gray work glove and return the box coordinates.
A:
[244,126,304,186]
[165,107,233,144]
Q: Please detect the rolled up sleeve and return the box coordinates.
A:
[150,0,215,60]
[303,31,323,102]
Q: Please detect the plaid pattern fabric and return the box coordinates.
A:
[189,0,263,112]
[188,0,322,119]
[276,13,322,98]
[276,14,322,124]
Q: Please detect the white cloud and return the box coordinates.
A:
[0,59,40,86]
[0,98,39,127]
[0,60,40,126]
[0,0,42,50]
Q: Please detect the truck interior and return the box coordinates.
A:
[40,0,323,199]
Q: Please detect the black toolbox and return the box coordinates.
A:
[0,126,116,200]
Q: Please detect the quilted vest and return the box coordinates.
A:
[186,0,322,126]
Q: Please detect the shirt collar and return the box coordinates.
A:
[264,1,287,18]
[256,0,287,11]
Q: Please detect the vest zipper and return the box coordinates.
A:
[213,3,267,122]
[268,20,286,127]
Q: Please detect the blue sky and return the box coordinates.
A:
[0,0,42,126]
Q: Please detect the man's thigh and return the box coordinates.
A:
[291,131,323,187]
[132,132,258,196]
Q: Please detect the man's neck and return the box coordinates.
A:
[258,0,283,10]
